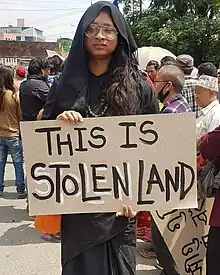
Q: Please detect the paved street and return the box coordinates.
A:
[0,159,160,275]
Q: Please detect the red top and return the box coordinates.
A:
[199,126,220,227]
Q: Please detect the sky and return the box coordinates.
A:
[0,0,149,42]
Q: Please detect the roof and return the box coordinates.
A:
[0,40,60,58]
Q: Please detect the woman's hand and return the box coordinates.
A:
[57,110,83,124]
[116,205,137,218]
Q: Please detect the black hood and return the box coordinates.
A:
[46,1,138,119]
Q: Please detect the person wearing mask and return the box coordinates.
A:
[42,1,159,274]
[195,75,220,139]
[0,66,26,199]
[146,60,159,83]
[199,126,220,275]
[151,64,191,275]
[19,58,50,121]
[14,66,27,92]
[177,54,200,117]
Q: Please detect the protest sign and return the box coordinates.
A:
[20,113,197,216]
[151,198,214,275]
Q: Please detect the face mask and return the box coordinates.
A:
[158,83,171,103]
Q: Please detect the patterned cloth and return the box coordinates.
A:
[197,75,218,92]
[161,94,192,114]
[182,76,200,117]
[136,212,151,242]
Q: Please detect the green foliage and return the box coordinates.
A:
[120,0,220,65]
[57,38,72,54]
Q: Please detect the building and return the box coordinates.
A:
[0,40,60,67]
[0,19,45,42]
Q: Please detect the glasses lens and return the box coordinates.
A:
[86,24,99,37]
[86,24,117,40]
[102,26,117,40]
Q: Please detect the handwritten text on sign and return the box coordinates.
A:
[20,114,197,216]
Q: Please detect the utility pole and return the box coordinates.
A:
[139,0,142,18]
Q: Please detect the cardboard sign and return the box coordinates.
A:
[20,113,197,216]
[152,198,213,275]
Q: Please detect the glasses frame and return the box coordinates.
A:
[85,23,118,41]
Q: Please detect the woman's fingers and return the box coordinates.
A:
[128,206,137,218]
[57,111,83,124]
[116,205,136,218]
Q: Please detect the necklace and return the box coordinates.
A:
[87,104,108,117]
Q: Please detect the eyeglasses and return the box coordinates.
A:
[85,23,118,41]
[154,80,175,87]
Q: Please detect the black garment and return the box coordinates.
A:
[206,226,220,275]
[42,2,159,275]
[42,75,61,120]
[151,219,180,275]
[20,74,49,121]
[62,230,136,275]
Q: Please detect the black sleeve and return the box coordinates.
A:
[139,81,159,115]
[33,81,49,103]
[42,76,62,120]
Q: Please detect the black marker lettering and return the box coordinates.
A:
[79,163,101,202]
[119,122,137,148]
[62,175,79,196]
[35,127,61,155]
[49,164,70,203]
[139,121,158,145]
[31,162,54,200]
[88,127,106,149]
[57,133,73,156]
[165,167,180,202]
[179,161,195,200]
[74,128,88,152]
[91,164,111,192]
[112,162,130,199]
[147,164,165,194]
[137,160,154,205]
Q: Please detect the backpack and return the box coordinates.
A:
[197,161,220,198]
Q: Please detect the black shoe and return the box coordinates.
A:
[18,192,27,199]
[0,191,3,198]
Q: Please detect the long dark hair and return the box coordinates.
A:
[101,36,143,116]
[0,66,15,111]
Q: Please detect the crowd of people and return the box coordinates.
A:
[0,1,220,274]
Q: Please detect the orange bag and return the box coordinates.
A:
[34,215,61,235]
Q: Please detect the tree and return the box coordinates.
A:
[120,0,220,65]
[57,38,72,55]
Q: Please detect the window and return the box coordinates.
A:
[16,36,21,41]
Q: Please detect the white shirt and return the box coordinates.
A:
[196,99,220,139]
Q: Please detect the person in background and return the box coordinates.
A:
[19,57,50,121]
[155,64,191,114]
[160,56,176,67]
[199,126,220,275]
[217,69,220,83]
[198,62,217,78]
[47,55,63,86]
[14,66,27,92]
[151,64,191,275]
[217,69,220,100]
[0,66,26,199]
[177,54,200,117]
[146,60,159,83]
[42,1,159,274]
[195,75,220,139]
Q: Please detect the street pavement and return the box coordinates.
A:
[0,159,160,275]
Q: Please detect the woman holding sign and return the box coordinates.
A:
[42,1,159,274]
